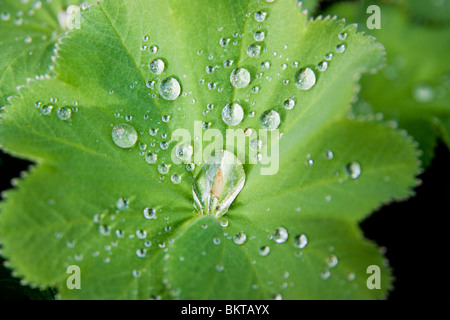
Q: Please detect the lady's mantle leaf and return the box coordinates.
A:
[0,0,419,299]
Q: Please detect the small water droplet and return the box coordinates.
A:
[295,67,316,90]
[260,110,280,131]
[41,105,53,115]
[272,227,288,244]
[230,68,251,88]
[254,31,265,41]
[222,103,244,126]
[247,44,261,58]
[259,246,270,256]
[261,61,271,70]
[159,77,181,100]
[149,45,158,53]
[325,53,333,61]
[413,84,435,103]
[149,58,165,74]
[112,124,138,148]
[336,44,346,53]
[233,232,247,245]
[57,107,71,120]
[317,61,328,72]
[145,152,158,164]
[143,207,156,219]
[158,164,170,175]
[325,150,334,159]
[136,248,147,258]
[171,174,181,184]
[294,234,308,249]
[284,98,295,110]
[254,11,267,22]
[345,161,361,179]
[326,254,339,268]
[338,32,348,40]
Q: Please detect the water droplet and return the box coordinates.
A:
[158,164,170,175]
[219,37,230,47]
[149,45,158,53]
[112,124,137,148]
[326,254,338,268]
[192,150,246,217]
[136,229,147,239]
[149,58,165,74]
[171,174,181,184]
[254,31,265,41]
[159,77,181,100]
[338,32,347,40]
[345,161,361,179]
[325,150,334,160]
[254,11,267,22]
[249,139,263,151]
[294,234,308,249]
[41,105,53,115]
[136,248,147,258]
[325,53,333,61]
[272,227,288,244]
[230,68,251,88]
[143,207,156,219]
[116,197,128,210]
[320,270,331,280]
[295,67,316,90]
[215,264,224,272]
[336,44,346,53]
[175,143,193,162]
[224,59,234,68]
[284,98,295,110]
[260,110,280,131]
[317,61,328,72]
[213,237,221,245]
[259,246,270,256]
[222,103,244,126]
[57,107,71,120]
[145,152,158,164]
[233,232,247,245]
[261,61,270,70]
[247,44,261,57]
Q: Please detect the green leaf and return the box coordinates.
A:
[0,0,419,299]
[0,0,90,107]
[327,1,450,167]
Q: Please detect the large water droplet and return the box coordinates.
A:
[192,150,245,218]
[260,110,280,131]
[112,124,138,148]
[175,143,193,162]
[230,68,251,88]
[159,77,181,100]
[295,67,316,90]
[222,103,244,126]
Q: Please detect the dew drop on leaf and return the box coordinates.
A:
[149,58,165,74]
[336,44,346,53]
[112,123,138,148]
[254,11,267,22]
[222,103,244,126]
[259,245,270,256]
[230,68,251,88]
[283,98,295,110]
[260,110,281,131]
[272,227,289,243]
[159,77,181,100]
[295,67,316,90]
[247,44,261,57]
[145,152,158,164]
[41,105,53,115]
[345,161,362,179]
[143,207,156,220]
[254,31,265,41]
[233,232,247,245]
[294,234,308,249]
[57,107,71,120]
